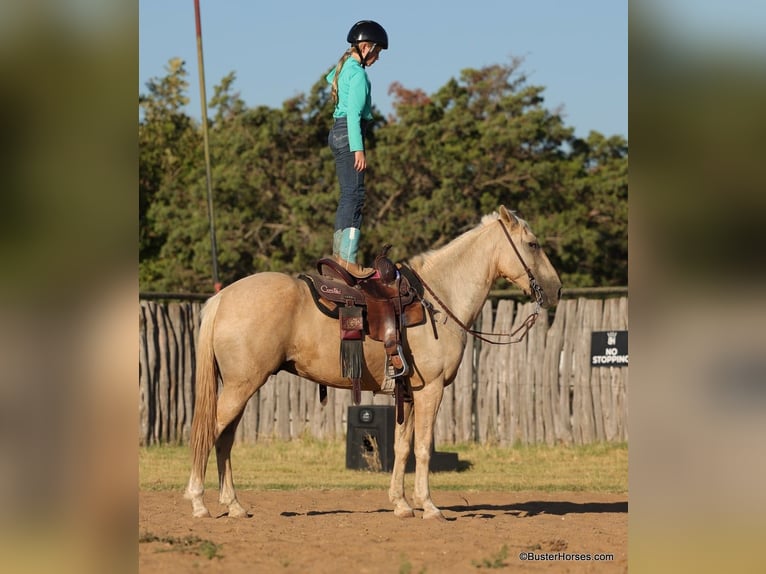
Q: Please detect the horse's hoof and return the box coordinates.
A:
[394,506,415,518]
[192,507,212,518]
[422,509,446,521]
[227,501,248,518]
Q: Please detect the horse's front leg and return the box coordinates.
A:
[412,379,446,520]
[388,399,415,518]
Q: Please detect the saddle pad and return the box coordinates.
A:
[300,272,427,332]
[298,274,343,319]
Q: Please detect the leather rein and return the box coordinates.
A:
[409,220,544,345]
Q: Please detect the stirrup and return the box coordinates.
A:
[386,345,410,378]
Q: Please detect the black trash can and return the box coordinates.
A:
[346,405,459,472]
[346,405,396,472]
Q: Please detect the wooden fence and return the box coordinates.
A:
[139,296,628,446]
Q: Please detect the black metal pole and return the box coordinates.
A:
[194,0,221,292]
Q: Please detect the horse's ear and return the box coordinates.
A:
[499,205,520,228]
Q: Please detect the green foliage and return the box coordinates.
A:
[139,58,627,292]
[139,532,222,559]
[399,555,428,574]
[472,545,509,569]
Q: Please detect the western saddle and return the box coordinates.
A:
[299,246,427,419]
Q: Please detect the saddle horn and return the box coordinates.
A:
[374,244,397,284]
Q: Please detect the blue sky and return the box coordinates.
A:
[139,1,627,139]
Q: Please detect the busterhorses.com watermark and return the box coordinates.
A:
[518,551,615,562]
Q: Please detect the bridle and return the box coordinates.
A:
[410,219,543,345]
[496,219,545,311]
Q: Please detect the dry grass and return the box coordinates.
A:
[359,432,383,472]
[140,438,627,493]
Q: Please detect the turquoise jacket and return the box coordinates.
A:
[326,58,373,152]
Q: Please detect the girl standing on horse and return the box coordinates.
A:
[326,20,388,277]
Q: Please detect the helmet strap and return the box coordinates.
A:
[351,45,365,68]
[355,43,377,68]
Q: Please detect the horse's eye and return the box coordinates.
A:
[529,242,539,250]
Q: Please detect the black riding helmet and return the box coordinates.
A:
[347,20,388,49]
[347,20,388,67]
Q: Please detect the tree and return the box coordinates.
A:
[139,58,205,290]
[372,61,627,287]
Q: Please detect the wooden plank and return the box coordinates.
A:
[590,299,606,442]
[335,384,351,439]
[328,383,339,439]
[570,299,584,444]
[275,372,291,439]
[335,383,348,439]
[188,302,202,439]
[533,309,554,445]
[493,300,514,446]
[476,301,495,443]
[259,375,275,438]
[523,301,539,445]
[618,369,628,441]
[560,299,578,444]
[319,381,332,439]
[528,307,545,443]
[155,303,171,443]
[506,303,524,445]
[180,303,195,443]
[543,301,567,444]
[302,379,317,440]
[508,302,532,444]
[316,380,328,439]
[577,299,600,443]
[288,373,302,439]
[182,302,198,444]
[168,303,182,443]
[514,303,538,444]
[145,302,160,445]
[138,304,151,446]
[147,301,159,445]
[616,296,629,441]
[486,300,505,444]
[309,378,324,439]
[599,299,618,441]
[242,391,254,443]
[594,316,610,441]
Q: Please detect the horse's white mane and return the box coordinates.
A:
[480,211,501,226]
[480,209,528,229]
[411,209,527,270]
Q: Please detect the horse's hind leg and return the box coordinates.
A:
[185,378,256,518]
[215,411,248,517]
[185,464,212,518]
[212,380,262,518]
[389,399,416,518]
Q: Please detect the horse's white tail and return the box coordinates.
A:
[189,293,222,480]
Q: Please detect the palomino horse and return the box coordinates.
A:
[185,206,561,520]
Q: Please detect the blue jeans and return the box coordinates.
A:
[329,117,367,231]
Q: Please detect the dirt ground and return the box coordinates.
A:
[139,489,627,573]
